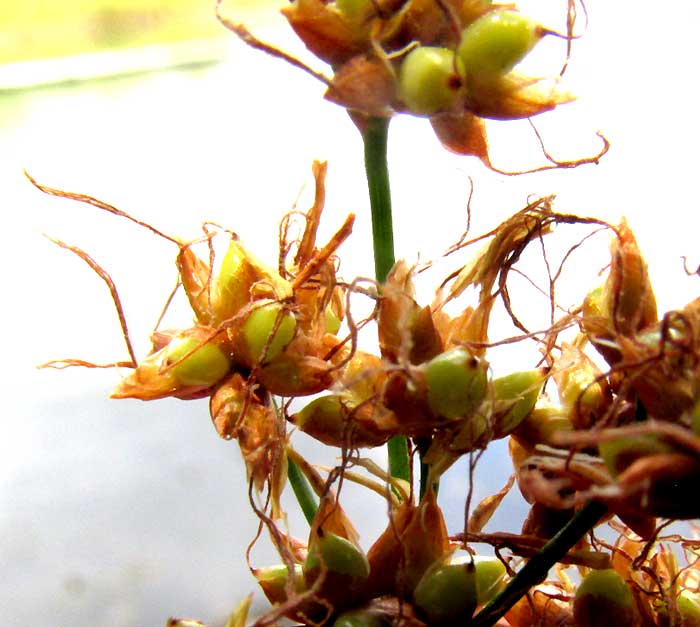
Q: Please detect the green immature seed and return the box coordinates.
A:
[474,558,506,604]
[325,306,342,335]
[457,9,542,78]
[304,532,371,580]
[491,369,546,437]
[413,560,477,625]
[424,347,488,420]
[398,46,461,117]
[332,609,385,627]
[335,0,370,20]
[166,337,231,386]
[243,301,296,364]
[678,590,700,627]
[574,569,636,627]
[598,434,675,477]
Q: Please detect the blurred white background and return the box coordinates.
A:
[2,1,700,625]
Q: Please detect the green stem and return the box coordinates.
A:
[363,116,410,485]
[363,116,396,285]
[287,455,318,525]
[472,500,608,627]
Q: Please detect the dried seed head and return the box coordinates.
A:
[573,569,636,627]
[413,558,477,625]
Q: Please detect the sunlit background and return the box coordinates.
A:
[3,1,700,626]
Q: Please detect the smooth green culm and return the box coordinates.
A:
[363,116,409,486]
[166,337,231,386]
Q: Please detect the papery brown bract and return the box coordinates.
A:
[504,582,574,627]
[326,55,396,117]
[603,452,700,520]
[281,0,370,67]
[464,74,573,121]
[616,298,700,422]
[582,219,658,366]
[209,373,285,496]
[366,488,450,599]
[378,261,443,365]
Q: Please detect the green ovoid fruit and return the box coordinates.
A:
[243,301,297,363]
[325,306,342,335]
[424,347,488,420]
[598,434,675,477]
[166,337,231,386]
[678,590,700,627]
[474,558,507,604]
[491,369,547,437]
[413,559,477,625]
[332,609,385,627]
[304,532,371,580]
[574,569,636,627]
[457,9,542,77]
[398,46,461,116]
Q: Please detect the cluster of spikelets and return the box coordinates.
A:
[33,158,700,627]
[217,0,607,171]
[33,1,700,626]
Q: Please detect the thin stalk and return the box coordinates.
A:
[363,116,410,485]
[363,116,395,284]
[287,455,318,525]
[472,500,608,627]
